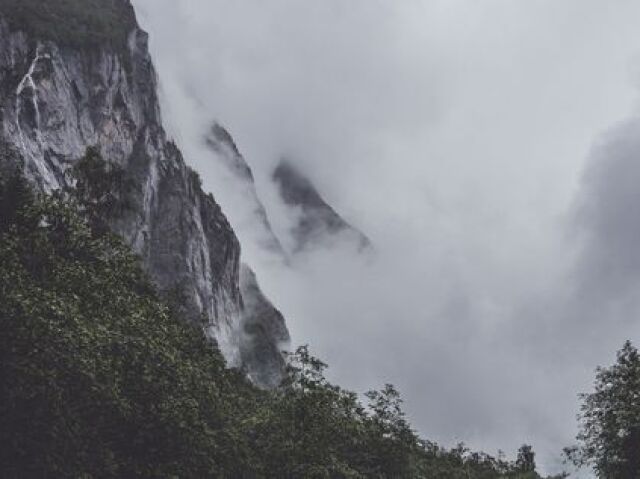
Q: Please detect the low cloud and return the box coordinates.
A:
[134,1,640,475]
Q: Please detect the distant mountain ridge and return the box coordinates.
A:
[204,122,286,258]
[273,159,371,253]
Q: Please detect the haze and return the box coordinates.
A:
[133,1,640,475]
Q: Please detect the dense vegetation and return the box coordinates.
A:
[0,153,559,478]
[566,341,640,478]
[0,0,136,53]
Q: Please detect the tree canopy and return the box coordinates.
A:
[0,153,556,478]
[567,341,640,478]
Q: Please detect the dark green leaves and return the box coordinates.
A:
[0,168,550,478]
[568,341,640,478]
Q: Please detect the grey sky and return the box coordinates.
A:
[133,1,640,475]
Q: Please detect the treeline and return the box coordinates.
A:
[0,153,566,478]
[0,0,136,54]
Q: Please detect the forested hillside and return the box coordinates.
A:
[0,154,556,478]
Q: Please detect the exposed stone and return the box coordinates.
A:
[239,264,290,389]
[0,4,289,382]
[205,122,286,258]
[273,159,371,253]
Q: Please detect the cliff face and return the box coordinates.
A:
[0,0,288,382]
[239,264,290,389]
[273,160,371,253]
[205,123,286,258]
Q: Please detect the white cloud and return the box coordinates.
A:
[133,1,640,474]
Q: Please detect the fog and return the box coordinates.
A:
[133,1,640,474]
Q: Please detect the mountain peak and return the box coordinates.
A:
[273,159,371,253]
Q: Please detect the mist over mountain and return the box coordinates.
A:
[3,0,640,476]
[133,0,640,475]
[0,1,568,476]
[204,122,286,258]
[0,0,289,387]
[273,159,371,253]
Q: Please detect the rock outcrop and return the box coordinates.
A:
[273,159,371,253]
[204,123,286,258]
[0,0,289,384]
[239,264,290,389]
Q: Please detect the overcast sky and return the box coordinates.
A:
[134,1,640,475]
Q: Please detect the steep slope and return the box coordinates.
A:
[0,0,288,380]
[0,181,551,477]
[204,123,290,382]
[273,160,371,253]
[239,264,290,389]
[204,122,286,258]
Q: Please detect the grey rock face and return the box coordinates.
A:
[239,264,290,389]
[205,122,286,258]
[0,4,288,377]
[204,123,291,386]
[273,159,371,252]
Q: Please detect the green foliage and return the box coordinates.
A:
[567,341,640,478]
[0,168,256,477]
[0,0,136,54]
[0,165,553,478]
[64,146,134,235]
[516,445,537,473]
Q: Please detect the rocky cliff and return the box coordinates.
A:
[239,264,290,389]
[273,159,371,253]
[0,0,288,385]
[204,122,286,258]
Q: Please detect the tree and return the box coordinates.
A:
[64,146,133,235]
[364,384,423,477]
[516,445,536,473]
[0,167,34,234]
[0,163,551,478]
[0,168,252,477]
[568,341,640,478]
[249,346,368,478]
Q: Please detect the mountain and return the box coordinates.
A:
[0,3,569,477]
[204,122,286,258]
[273,159,371,253]
[239,264,290,388]
[0,0,288,386]
[0,174,553,477]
